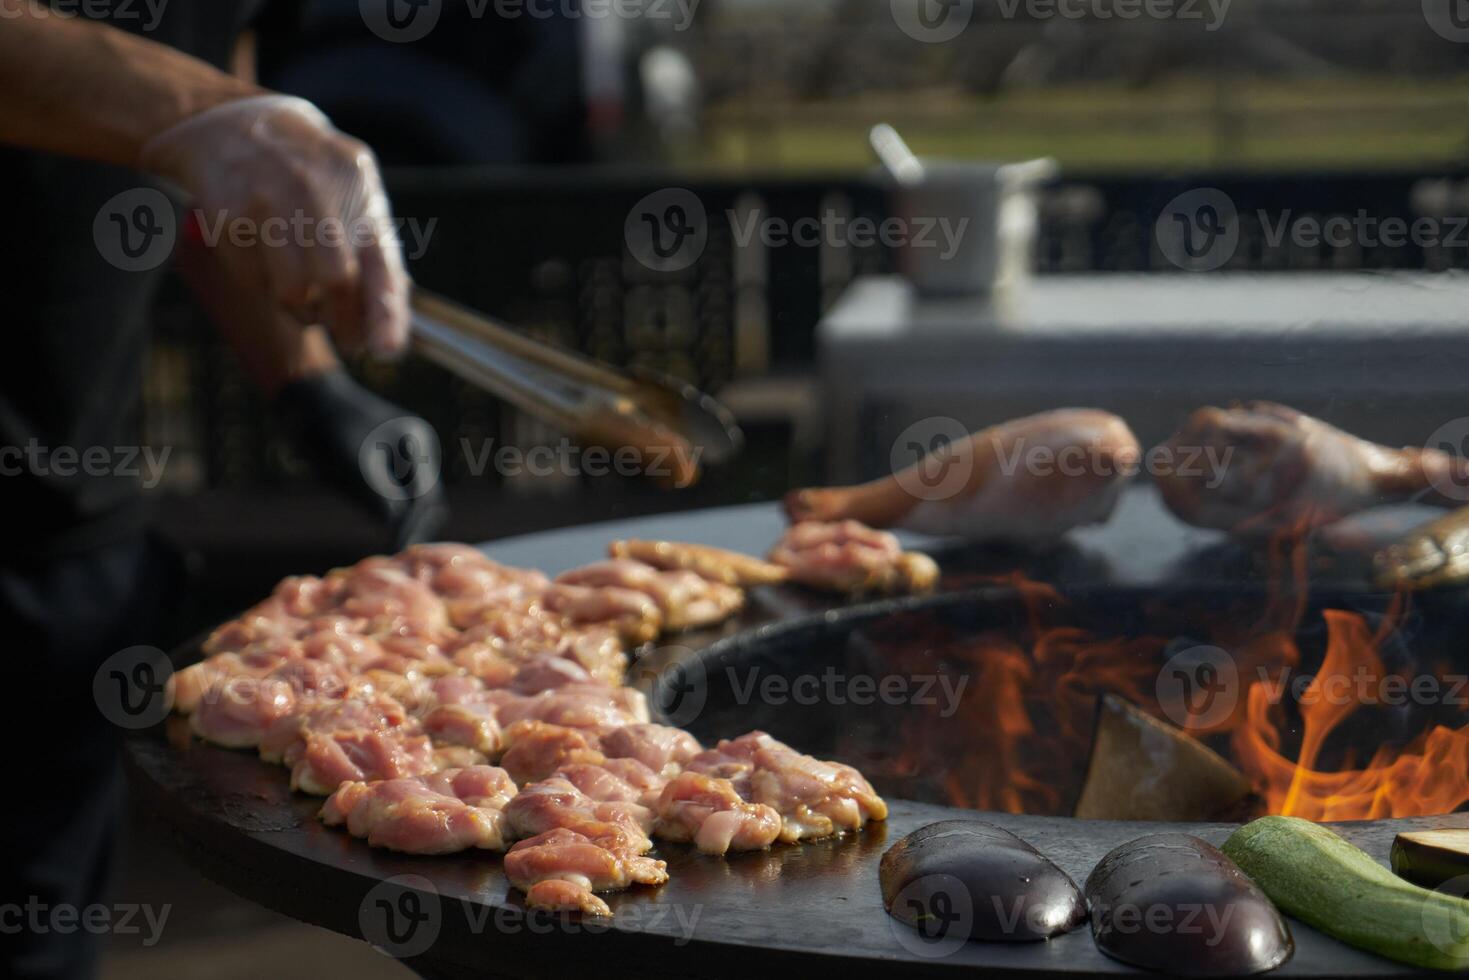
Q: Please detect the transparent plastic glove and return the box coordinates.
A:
[140,94,409,359]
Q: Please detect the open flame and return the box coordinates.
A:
[870,542,1469,821]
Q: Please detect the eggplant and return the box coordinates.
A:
[880,820,1087,942]
[1074,695,1252,822]
[1392,829,1469,890]
[1085,833,1292,976]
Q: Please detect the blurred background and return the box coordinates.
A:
[112,0,1469,974]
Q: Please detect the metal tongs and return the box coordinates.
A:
[409,288,742,486]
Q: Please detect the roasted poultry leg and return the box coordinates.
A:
[784,409,1140,542]
[1155,402,1469,536]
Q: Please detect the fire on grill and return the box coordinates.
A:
[721,551,1469,825]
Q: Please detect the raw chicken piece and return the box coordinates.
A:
[297,628,384,672]
[292,728,438,796]
[450,611,627,689]
[768,520,939,594]
[504,829,668,917]
[556,560,744,631]
[432,745,489,769]
[654,771,782,855]
[394,543,550,628]
[1155,401,1469,535]
[503,777,655,845]
[688,732,887,842]
[785,409,1139,542]
[171,640,297,715]
[555,759,666,809]
[499,721,606,784]
[487,684,649,735]
[540,583,663,644]
[258,693,414,766]
[609,539,789,587]
[320,766,516,854]
[330,560,450,636]
[601,723,702,778]
[420,675,504,755]
[189,674,298,748]
[199,576,345,656]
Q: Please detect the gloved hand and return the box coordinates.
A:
[276,368,448,551]
[140,94,410,359]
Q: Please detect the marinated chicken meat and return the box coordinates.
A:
[499,721,607,784]
[555,759,666,809]
[504,829,668,917]
[556,560,744,631]
[785,409,1139,542]
[293,728,438,796]
[600,723,702,778]
[540,582,664,643]
[609,539,789,587]
[688,731,888,842]
[321,766,517,854]
[654,771,782,855]
[768,520,939,595]
[1156,401,1469,535]
[185,533,900,916]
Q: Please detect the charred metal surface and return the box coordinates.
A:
[126,499,1469,978]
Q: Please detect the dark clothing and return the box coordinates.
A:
[0,0,276,556]
[0,4,285,977]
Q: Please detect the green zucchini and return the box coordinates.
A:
[1223,816,1469,971]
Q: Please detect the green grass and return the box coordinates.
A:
[682,77,1469,174]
